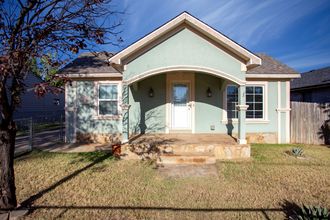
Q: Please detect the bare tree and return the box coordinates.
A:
[0,0,125,209]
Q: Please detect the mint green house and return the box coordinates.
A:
[60,12,300,148]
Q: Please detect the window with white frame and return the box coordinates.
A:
[246,86,263,119]
[98,84,118,115]
[226,85,264,119]
[227,86,238,119]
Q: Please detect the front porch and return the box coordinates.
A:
[121,133,250,161]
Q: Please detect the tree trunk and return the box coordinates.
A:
[0,127,17,210]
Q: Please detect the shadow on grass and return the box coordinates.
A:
[24,205,299,219]
[20,152,115,209]
[26,199,303,219]
[280,200,301,219]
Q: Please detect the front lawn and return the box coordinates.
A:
[13,144,330,219]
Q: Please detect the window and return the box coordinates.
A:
[54,98,60,105]
[246,86,263,119]
[93,81,122,120]
[98,84,118,115]
[227,86,238,119]
[226,85,264,119]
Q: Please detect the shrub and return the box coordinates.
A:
[291,148,304,157]
[296,203,329,220]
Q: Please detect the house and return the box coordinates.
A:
[291,66,330,103]
[58,12,300,151]
[1,72,65,119]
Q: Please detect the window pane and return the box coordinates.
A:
[228,111,237,119]
[255,95,262,102]
[227,86,238,95]
[246,95,254,102]
[255,103,263,110]
[255,87,263,94]
[255,111,263,118]
[99,101,118,115]
[246,86,253,94]
[227,95,236,102]
[99,85,118,99]
[246,102,254,110]
[246,111,253,118]
[227,103,237,111]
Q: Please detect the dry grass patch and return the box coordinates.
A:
[12,144,330,219]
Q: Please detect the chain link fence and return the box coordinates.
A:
[14,115,65,153]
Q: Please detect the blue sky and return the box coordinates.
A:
[96,0,330,73]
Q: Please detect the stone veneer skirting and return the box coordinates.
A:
[121,144,250,160]
[232,132,278,144]
[77,133,122,144]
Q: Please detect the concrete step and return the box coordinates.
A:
[157,152,216,165]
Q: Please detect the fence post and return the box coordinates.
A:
[60,115,63,142]
[29,117,33,151]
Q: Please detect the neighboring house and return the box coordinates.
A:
[2,72,65,119]
[291,66,330,103]
[58,12,300,145]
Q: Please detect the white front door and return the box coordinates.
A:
[171,83,191,129]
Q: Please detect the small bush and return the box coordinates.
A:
[291,148,304,157]
[295,203,329,220]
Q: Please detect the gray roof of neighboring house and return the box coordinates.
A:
[247,53,300,75]
[56,52,120,75]
[290,66,330,90]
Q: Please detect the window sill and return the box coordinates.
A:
[92,115,122,120]
[221,119,270,124]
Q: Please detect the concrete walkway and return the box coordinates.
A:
[158,164,219,178]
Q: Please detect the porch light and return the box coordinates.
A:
[207,87,212,97]
[149,87,154,97]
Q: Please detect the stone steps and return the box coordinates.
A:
[157,152,216,165]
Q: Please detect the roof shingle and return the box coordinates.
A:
[56,52,120,75]
[290,66,330,89]
[247,53,300,75]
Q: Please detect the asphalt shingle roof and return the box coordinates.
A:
[247,53,300,75]
[58,52,300,78]
[56,52,120,75]
[290,66,330,90]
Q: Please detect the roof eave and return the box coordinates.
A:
[246,73,301,79]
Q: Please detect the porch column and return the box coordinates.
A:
[120,85,131,144]
[236,85,249,145]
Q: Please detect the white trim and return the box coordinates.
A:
[110,12,261,67]
[223,81,268,123]
[123,65,247,86]
[236,105,249,110]
[93,80,123,120]
[286,81,290,143]
[276,108,291,112]
[73,81,77,143]
[246,74,301,79]
[238,139,247,145]
[277,81,281,144]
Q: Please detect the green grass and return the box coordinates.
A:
[11,144,330,219]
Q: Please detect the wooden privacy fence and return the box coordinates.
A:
[291,102,330,145]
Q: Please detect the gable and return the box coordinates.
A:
[110,12,261,76]
[123,26,245,82]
